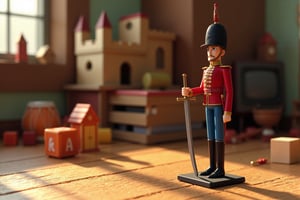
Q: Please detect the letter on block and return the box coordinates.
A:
[44,127,79,158]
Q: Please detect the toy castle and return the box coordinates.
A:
[74,11,175,88]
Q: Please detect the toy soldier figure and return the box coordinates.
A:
[181,3,233,178]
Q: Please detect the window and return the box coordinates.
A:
[0,0,48,56]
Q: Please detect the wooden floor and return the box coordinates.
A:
[1,137,300,200]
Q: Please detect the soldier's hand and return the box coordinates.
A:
[182,87,192,97]
[223,112,232,123]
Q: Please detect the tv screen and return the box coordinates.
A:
[244,70,278,99]
[234,61,284,113]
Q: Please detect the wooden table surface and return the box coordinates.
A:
[1,138,299,200]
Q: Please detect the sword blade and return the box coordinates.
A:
[183,99,199,177]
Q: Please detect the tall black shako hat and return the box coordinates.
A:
[201,3,227,49]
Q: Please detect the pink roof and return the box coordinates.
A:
[119,12,148,21]
[96,11,111,29]
[75,16,90,32]
[68,103,99,124]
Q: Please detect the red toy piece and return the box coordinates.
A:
[3,131,18,146]
[68,103,100,152]
[15,34,28,63]
[22,131,36,146]
[250,158,267,166]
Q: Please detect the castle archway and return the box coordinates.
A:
[120,62,131,85]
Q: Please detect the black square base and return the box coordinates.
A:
[178,172,245,188]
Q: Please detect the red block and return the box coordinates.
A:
[23,131,36,145]
[3,131,18,146]
[44,127,79,158]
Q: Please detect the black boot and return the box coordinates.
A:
[209,141,225,178]
[200,140,216,176]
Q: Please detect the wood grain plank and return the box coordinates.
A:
[0,140,299,199]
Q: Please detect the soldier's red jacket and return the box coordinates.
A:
[191,64,233,113]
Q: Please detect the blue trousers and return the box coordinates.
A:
[205,105,224,142]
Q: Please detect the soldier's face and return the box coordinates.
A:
[207,46,225,62]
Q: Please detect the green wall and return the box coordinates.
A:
[90,0,141,39]
[0,92,66,120]
[266,0,299,114]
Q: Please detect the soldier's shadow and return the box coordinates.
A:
[225,183,299,200]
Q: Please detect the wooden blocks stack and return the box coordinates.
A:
[3,131,18,146]
[44,127,79,158]
[271,137,300,164]
[109,90,206,144]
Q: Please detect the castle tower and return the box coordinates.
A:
[15,34,28,63]
[119,13,149,45]
[95,11,112,48]
[74,11,113,85]
[74,16,90,54]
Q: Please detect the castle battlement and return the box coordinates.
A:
[74,11,175,88]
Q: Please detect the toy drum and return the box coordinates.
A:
[22,101,61,138]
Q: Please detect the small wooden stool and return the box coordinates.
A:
[3,131,18,146]
[271,137,300,164]
[44,127,79,158]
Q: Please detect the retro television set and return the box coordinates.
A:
[234,61,284,114]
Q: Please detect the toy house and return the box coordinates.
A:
[68,103,99,152]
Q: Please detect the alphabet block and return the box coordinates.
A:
[271,137,300,164]
[44,127,79,158]
[3,131,18,146]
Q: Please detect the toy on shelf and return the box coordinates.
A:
[44,127,79,158]
[15,34,28,63]
[36,45,55,64]
[257,32,277,62]
[74,11,175,88]
[22,101,61,141]
[68,103,99,152]
[178,3,245,188]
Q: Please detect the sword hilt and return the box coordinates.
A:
[177,73,196,102]
[182,73,188,87]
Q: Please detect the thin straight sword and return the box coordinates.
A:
[177,73,199,177]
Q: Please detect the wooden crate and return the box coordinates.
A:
[109,89,206,144]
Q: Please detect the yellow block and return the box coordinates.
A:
[98,128,112,144]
